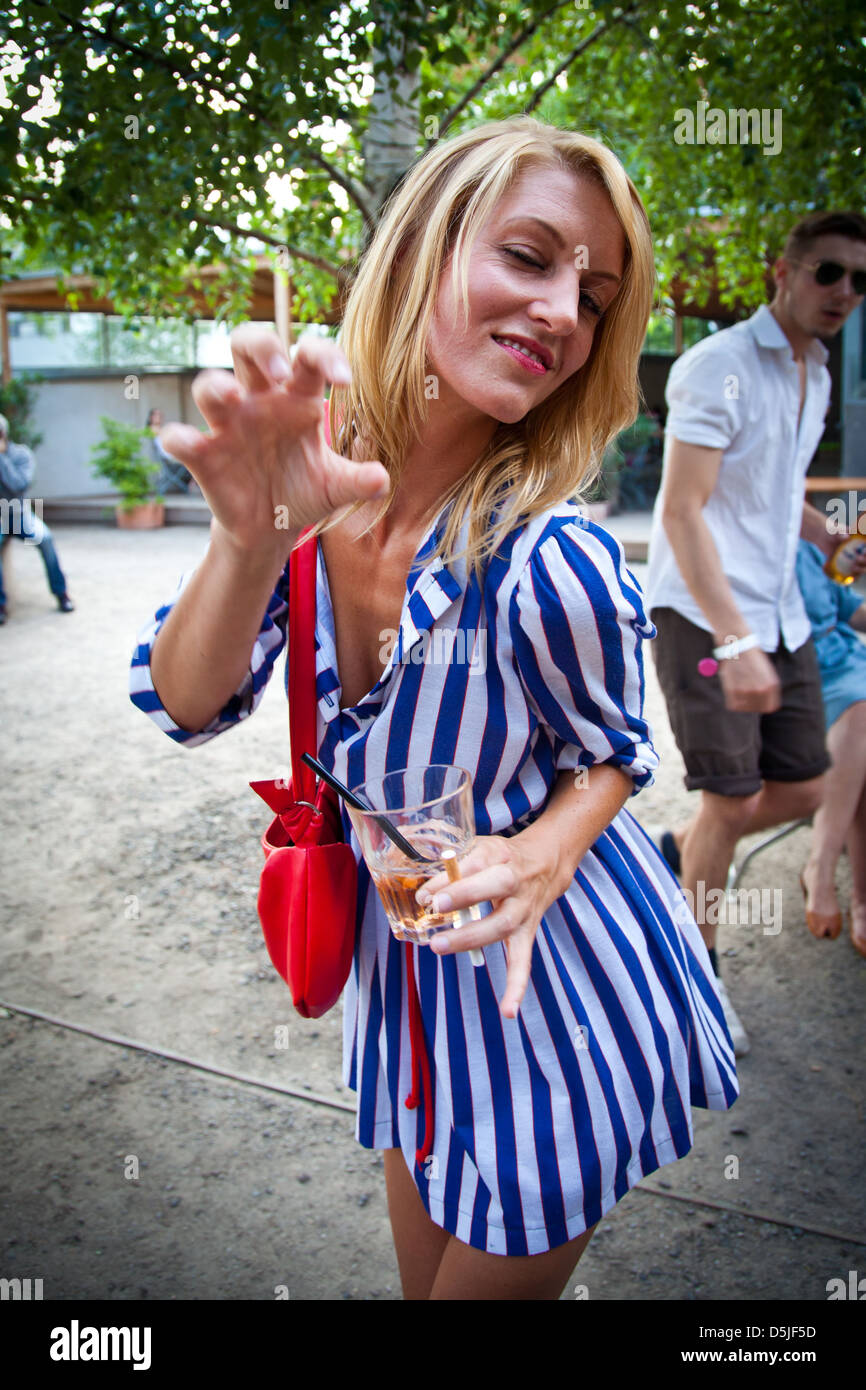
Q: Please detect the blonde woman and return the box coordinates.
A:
[130,117,738,1300]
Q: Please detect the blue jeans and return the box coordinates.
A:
[0,500,68,607]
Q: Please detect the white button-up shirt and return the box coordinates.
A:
[644,304,831,652]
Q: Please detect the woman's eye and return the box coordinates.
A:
[505,247,545,270]
[505,247,605,318]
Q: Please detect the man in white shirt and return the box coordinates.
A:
[644,211,866,1054]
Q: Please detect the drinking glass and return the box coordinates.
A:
[347,765,484,947]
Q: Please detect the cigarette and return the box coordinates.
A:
[442,849,484,967]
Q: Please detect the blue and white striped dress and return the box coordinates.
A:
[130,500,738,1256]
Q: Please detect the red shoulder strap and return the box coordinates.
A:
[288,532,317,802]
[286,399,332,800]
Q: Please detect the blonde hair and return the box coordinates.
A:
[320,115,654,577]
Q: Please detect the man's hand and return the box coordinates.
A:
[832,534,866,579]
[717,645,781,712]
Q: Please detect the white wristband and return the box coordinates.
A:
[712,632,761,661]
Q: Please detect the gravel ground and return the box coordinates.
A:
[1,523,864,1302]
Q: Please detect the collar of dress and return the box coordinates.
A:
[313,499,465,719]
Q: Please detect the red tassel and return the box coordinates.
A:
[404,944,435,1166]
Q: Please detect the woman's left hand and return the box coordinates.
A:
[415,834,562,1020]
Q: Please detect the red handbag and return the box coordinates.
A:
[249,526,357,1018]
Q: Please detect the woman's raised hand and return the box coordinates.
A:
[158,327,389,556]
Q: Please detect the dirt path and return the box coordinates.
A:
[1,524,864,1300]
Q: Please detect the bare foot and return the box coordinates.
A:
[800,861,843,939]
[850,898,866,958]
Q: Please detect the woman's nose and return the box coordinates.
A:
[529,271,581,334]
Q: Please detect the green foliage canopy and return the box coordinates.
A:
[0,1,863,325]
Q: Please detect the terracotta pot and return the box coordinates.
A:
[115,501,165,529]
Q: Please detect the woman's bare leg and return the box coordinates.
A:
[847,779,866,951]
[671,777,825,857]
[383,1148,451,1300]
[802,702,866,926]
[383,1146,595,1300]
[429,1224,596,1301]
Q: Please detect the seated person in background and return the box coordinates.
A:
[0,412,74,621]
[796,536,866,955]
[146,408,193,494]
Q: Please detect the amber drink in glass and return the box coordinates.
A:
[347,766,483,946]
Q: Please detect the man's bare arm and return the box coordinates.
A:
[659,437,781,713]
[801,499,835,556]
[660,438,753,641]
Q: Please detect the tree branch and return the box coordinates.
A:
[197,213,347,283]
[29,0,200,85]
[432,0,575,145]
[28,0,378,227]
[297,142,377,230]
[522,2,643,115]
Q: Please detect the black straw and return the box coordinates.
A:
[300,753,429,862]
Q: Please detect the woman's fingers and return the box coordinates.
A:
[500,927,536,1019]
[418,859,516,913]
[191,369,242,432]
[229,325,291,394]
[157,423,211,471]
[229,324,353,400]
[416,842,511,904]
[291,336,353,394]
[318,453,390,513]
[429,902,513,955]
[422,861,517,917]
[429,909,536,1018]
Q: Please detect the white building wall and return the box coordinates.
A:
[26,373,201,498]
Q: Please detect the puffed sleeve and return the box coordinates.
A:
[664,334,745,450]
[509,518,658,793]
[128,563,290,746]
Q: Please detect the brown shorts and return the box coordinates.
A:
[651,607,831,796]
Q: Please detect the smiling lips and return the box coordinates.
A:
[492,334,553,374]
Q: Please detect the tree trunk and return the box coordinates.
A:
[361,3,424,219]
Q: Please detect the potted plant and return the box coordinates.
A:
[89,417,165,528]
[0,372,45,451]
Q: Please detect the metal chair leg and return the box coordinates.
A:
[726,818,812,892]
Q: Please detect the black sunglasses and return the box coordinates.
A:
[791,258,866,295]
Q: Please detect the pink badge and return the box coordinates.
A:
[697,657,719,678]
